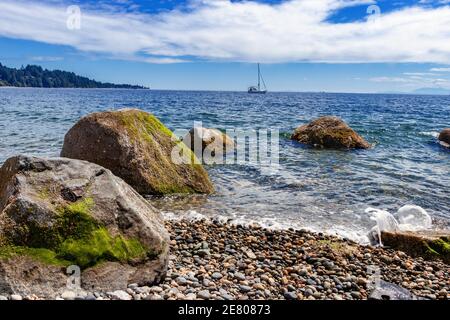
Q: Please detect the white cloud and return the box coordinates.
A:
[0,0,450,64]
[370,74,450,89]
[29,56,64,62]
[430,67,450,72]
[403,72,438,76]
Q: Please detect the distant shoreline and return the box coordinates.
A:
[0,86,150,90]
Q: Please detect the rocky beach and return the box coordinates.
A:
[1,218,449,300]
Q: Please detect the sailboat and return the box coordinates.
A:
[248,63,267,94]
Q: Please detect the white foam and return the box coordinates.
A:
[419,131,439,138]
[366,208,399,232]
[162,209,372,245]
[396,205,432,231]
[162,204,434,247]
[365,205,433,246]
[365,207,399,246]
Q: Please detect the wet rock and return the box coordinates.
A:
[438,128,450,148]
[61,108,214,195]
[291,116,370,149]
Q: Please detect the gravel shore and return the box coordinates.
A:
[1,219,448,300]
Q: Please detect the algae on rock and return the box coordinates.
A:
[61,108,214,195]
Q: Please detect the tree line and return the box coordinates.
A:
[0,63,147,89]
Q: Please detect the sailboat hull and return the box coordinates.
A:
[248,90,267,94]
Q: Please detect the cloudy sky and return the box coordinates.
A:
[1,0,450,92]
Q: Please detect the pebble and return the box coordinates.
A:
[61,290,77,300]
[108,290,132,300]
[150,286,163,293]
[284,292,297,300]
[197,290,211,300]
[84,294,97,301]
[202,279,211,287]
[245,250,257,260]
[351,291,361,299]
[185,293,197,300]
[10,295,22,301]
[176,276,188,285]
[239,285,252,293]
[144,294,163,300]
[234,272,246,281]
[211,272,223,280]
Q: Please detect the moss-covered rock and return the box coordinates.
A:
[381,230,450,264]
[0,155,169,296]
[291,116,370,149]
[60,108,214,195]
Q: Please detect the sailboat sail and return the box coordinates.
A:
[248,63,267,94]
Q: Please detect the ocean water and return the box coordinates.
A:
[1,88,449,243]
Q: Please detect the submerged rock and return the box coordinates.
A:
[381,230,450,264]
[183,127,235,162]
[291,116,370,149]
[0,155,169,297]
[438,128,450,148]
[61,108,214,195]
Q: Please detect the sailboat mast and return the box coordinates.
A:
[257,63,260,91]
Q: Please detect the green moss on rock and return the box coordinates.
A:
[0,197,151,269]
[0,246,70,266]
[117,109,173,141]
[58,228,148,268]
[116,109,210,194]
[424,238,450,260]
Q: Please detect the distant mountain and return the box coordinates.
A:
[0,63,147,89]
[412,87,450,95]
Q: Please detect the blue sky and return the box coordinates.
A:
[1,0,450,92]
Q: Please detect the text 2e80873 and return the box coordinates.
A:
[221,304,270,315]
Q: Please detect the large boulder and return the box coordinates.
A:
[0,155,169,297]
[438,128,450,148]
[61,108,214,195]
[291,116,370,149]
[183,127,235,163]
[381,230,450,264]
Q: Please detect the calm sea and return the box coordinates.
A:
[1,88,449,242]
